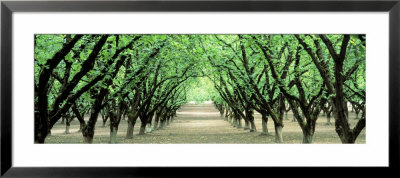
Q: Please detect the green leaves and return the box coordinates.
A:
[35,34,365,133]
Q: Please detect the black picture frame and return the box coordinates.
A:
[1,0,399,177]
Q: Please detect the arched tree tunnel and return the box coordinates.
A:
[34,34,366,144]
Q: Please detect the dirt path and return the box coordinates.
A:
[136,103,273,144]
[46,103,365,144]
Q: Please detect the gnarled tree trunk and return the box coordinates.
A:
[139,119,146,135]
[244,120,250,130]
[249,119,257,132]
[261,114,269,135]
[274,123,283,143]
[110,125,118,144]
[146,123,152,133]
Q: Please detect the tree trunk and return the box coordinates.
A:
[302,130,313,144]
[236,115,242,128]
[110,126,118,144]
[77,118,84,132]
[126,120,136,139]
[35,135,46,143]
[146,123,152,133]
[34,107,48,143]
[64,117,72,134]
[34,137,45,144]
[153,120,159,130]
[126,113,138,139]
[224,109,228,121]
[153,114,160,130]
[78,122,84,132]
[159,119,165,129]
[219,106,224,117]
[64,124,70,134]
[261,115,269,135]
[244,120,250,130]
[340,134,356,143]
[126,110,139,139]
[232,112,241,128]
[126,123,134,139]
[83,135,93,143]
[139,121,146,135]
[72,104,88,134]
[249,119,257,132]
[81,122,94,143]
[274,123,283,143]
[326,113,332,125]
[102,120,107,127]
[82,110,101,144]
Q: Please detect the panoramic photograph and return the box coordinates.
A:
[34,34,366,144]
